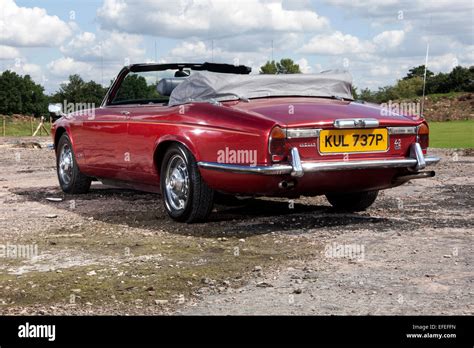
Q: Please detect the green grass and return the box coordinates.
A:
[1,117,51,136]
[429,120,474,149]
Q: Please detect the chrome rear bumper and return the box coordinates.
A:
[197,143,440,177]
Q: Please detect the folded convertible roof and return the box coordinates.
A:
[128,62,252,74]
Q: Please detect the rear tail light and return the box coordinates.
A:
[418,123,429,149]
[269,126,287,162]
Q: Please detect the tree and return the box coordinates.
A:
[276,58,301,74]
[260,60,278,74]
[391,77,424,98]
[356,88,377,102]
[426,72,451,94]
[114,74,159,102]
[82,80,109,105]
[342,65,473,103]
[403,65,433,80]
[0,70,48,116]
[352,86,359,100]
[260,58,301,74]
[51,74,107,106]
[447,66,474,92]
[425,66,474,94]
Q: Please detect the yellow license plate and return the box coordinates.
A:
[319,128,388,154]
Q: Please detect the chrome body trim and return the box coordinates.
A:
[334,118,379,129]
[290,147,304,177]
[197,143,440,176]
[197,161,293,175]
[410,142,426,170]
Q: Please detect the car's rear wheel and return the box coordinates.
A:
[56,133,91,194]
[326,190,378,212]
[160,143,214,222]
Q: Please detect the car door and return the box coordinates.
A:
[125,105,173,185]
[80,106,130,180]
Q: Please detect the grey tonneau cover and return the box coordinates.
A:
[168,70,353,106]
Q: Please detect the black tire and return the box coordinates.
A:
[160,143,214,222]
[56,133,91,194]
[326,190,378,212]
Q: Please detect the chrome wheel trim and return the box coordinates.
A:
[58,143,73,185]
[164,154,190,212]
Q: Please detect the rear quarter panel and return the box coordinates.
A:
[126,102,275,187]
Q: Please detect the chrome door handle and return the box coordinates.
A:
[120,111,130,115]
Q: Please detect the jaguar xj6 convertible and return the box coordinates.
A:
[50,62,440,222]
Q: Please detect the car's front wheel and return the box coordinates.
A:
[325,190,378,212]
[160,143,214,222]
[56,133,91,194]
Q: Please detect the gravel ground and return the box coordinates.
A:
[0,137,472,315]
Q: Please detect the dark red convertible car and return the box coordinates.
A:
[50,62,440,222]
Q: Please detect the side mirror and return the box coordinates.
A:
[48,103,63,115]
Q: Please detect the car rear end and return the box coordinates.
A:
[265,117,437,195]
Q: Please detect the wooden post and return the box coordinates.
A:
[30,116,33,136]
[41,116,50,135]
[32,116,49,136]
[2,116,5,137]
[33,117,42,136]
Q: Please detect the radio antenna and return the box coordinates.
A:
[421,15,432,118]
[421,43,429,118]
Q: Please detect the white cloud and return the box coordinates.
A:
[369,65,391,76]
[0,0,72,47]
[214,32,302,54]
[313,63,323,73]
[458,48,474,66]
[2,0,471,94]
[46,56,135,91]
[60,30,146,62]
[373,30,405,50]
[327,0,473,44]
[47,57,93,78]
[97,0,329,39]
[5,61,44,82]
[169,41,211,59]
[300,29,407,56]
[296,58,312,73]
[0,45,20,60]
[163,40,268,74]
[299,31,374,55]
[427,53,461,73]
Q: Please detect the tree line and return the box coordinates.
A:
[355,65,474,103]
[0,59,472,117]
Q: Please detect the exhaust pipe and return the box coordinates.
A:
[278,180,295,189]
[393,171,435,184]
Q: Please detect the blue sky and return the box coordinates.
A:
[1,0,473,93]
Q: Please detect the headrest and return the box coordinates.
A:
[156,77,186,96]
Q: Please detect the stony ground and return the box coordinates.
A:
[0,137,472,315]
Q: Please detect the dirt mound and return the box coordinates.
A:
[421,93,473,121]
